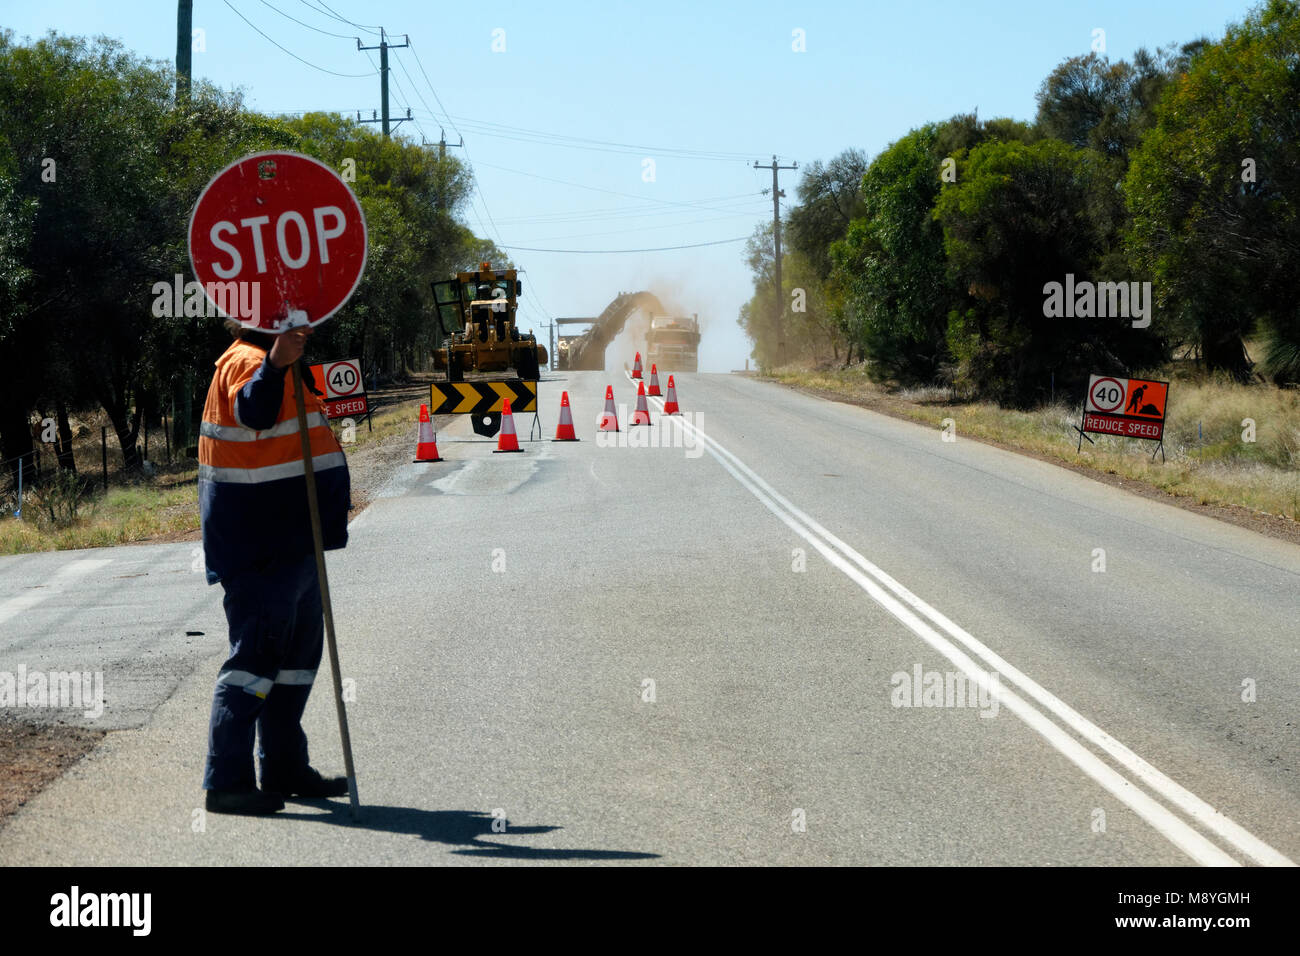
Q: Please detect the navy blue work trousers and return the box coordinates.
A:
[202,552,324,791]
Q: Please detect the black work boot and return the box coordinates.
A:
[262,766,348,798]
[205,788,285,815]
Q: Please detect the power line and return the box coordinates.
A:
[472,159,768,216]
[405,39,461,138]
[463,141,507,250]
[489,197,771,239]
[300,0,381,34]
[434,112,757,159]
[492,199,768,228]
[258,0,358,39]
[365,98,756,161]
[392,41,509,257]
[399,41,508,254]
[501,191,766,216]
[519,210,770,244]
[223,0,376,77]
[397,111,758,162]
[500,237,750,254]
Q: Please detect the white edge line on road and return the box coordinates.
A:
[634,373,1294,867]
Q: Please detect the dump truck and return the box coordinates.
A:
[645,314,700,373]
[431,262,547,381]
[554,318,595,371]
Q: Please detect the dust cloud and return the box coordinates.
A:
[601,276,740,373]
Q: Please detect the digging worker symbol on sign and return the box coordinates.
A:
[1126,384,1148,414]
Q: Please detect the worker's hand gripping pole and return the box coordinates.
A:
[286,311,360,821]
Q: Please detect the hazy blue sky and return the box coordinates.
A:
[3,0,1258,369]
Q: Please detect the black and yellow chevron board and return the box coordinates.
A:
[428,380,538,415]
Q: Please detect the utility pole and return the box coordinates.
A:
[424,128,463,161]
[357,29,411,137]
[753,155,797,364]
[175,1,196,457]
[176,0,192,103]
[421,130,464,210]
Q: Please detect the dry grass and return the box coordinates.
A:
[0,467,201,555]
[0,395,427,557]
[772,366,1300,522]
[339,401,420,449]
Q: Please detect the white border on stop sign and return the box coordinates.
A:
[186,150,368,330]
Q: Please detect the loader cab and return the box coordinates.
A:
[468,278,515,342]
[434,266,522,336]
[432,279,465,337]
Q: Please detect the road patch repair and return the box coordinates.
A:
[0,716,103,829]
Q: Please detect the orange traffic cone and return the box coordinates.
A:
[631,352,643,379]
[647,363,662,396]
[413,404,443,461]
[599,385,620,431]
[553,391,579,441]
[662,375,681,415]
[630,380,652,426]
[494,398,524,453]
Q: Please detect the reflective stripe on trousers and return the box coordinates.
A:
[216,669,274,699]
[215,668,316,698]
[274,669,316,686]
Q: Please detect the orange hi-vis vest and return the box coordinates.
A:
[198,339,350,584]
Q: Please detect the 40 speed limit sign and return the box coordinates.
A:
[322,360,362,397]
[308,357,370,425]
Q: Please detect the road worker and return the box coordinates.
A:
[198,319,351,815]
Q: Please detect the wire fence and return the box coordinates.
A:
[0,415,191,522]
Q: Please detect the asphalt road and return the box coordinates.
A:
[1,370,1297,865]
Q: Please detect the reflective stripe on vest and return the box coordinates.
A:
[199,341,344,485]
[200,412,329,443]
[199,450,346,485]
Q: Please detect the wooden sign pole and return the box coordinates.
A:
[291,359,360,821]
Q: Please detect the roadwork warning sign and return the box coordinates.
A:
[1081,375,1168,440]
[1077,374,1169,460]
[308,357,368,420]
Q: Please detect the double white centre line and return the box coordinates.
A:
[631,373,1293,867]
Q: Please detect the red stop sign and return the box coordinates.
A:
[188,151,367,331]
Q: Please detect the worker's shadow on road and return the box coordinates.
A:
[280,802,661,861]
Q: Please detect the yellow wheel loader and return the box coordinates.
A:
[431,263,547,382]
